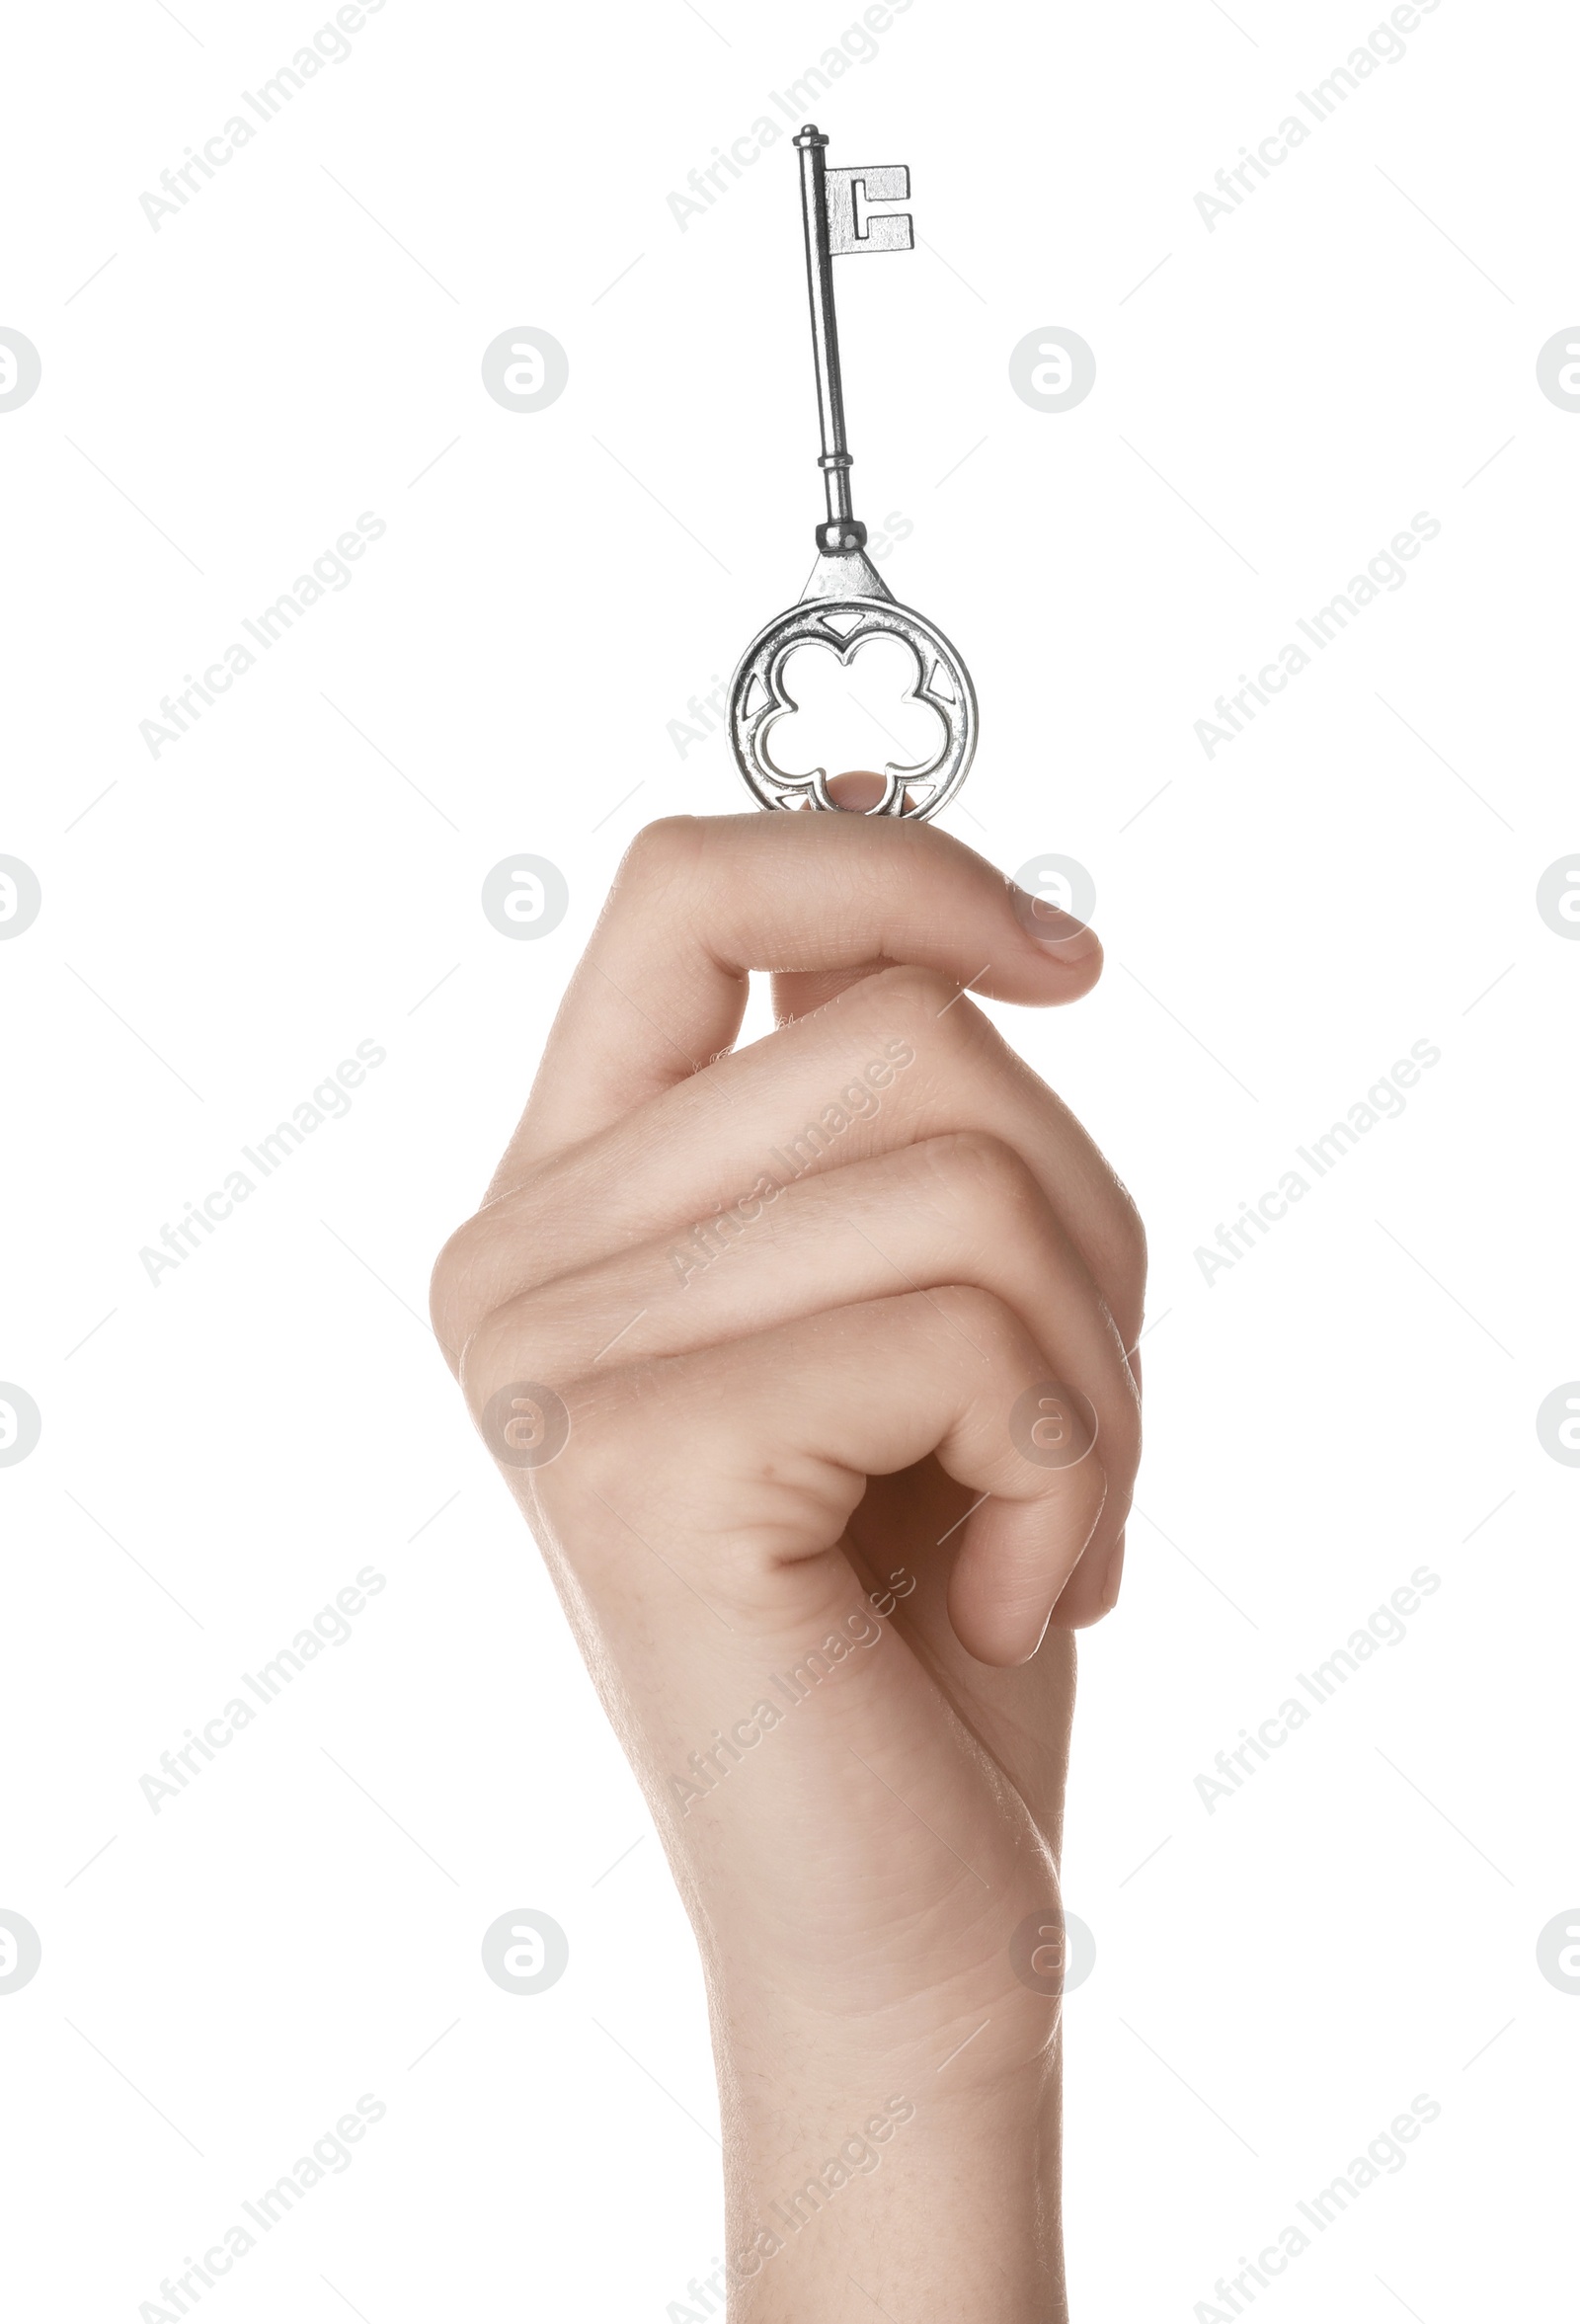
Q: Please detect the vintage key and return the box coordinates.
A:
[727,124,979,820]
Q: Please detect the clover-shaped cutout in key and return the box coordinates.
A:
[732,594,977,817]
[762,628,949,787]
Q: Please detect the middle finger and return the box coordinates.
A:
[433,960,1146,1374]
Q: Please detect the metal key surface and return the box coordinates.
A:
[727,125,979,821]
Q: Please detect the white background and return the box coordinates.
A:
[2,1,1575,2317]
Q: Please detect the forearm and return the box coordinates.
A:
[568,1522,1078,2321]
[714,2041,1065,2322]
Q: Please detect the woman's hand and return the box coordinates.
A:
[431,811,1145,2321]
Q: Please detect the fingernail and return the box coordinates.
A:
[1009,882,1100,963]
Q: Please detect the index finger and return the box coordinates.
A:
[491,811,1101,1187]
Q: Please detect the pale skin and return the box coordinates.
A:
[431,791,1146,2320]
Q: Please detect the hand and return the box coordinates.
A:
[431,811,1145,2321]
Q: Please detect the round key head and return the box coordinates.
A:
[728,595,978,819]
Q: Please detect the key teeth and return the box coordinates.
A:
[825,164,913,257]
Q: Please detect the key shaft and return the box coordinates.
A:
[794,125,862,552]
[794,128,912,551]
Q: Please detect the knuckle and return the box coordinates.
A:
[456,1292,561,1421]
[429,1213,482,1356]
[927,1278,1024,1355]
[616,815,704,897]
[923,1128,1041,1223]
[430,1207,515,1367]
[431,1178,559,1368]
[1103,1179,1149,1328]
[861,960,961,1038]
[1123,1192,1149,1285]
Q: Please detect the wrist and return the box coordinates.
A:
[708,1995,1064,2322]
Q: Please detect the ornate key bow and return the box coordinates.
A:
[728,126,979,821]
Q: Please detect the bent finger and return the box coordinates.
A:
[437,962,1146,1376]
[467,1284,1108,1668]
[458,1129,1139,1564]
[490,812,1101,1187]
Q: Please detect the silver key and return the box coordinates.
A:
[727,124,978,821]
